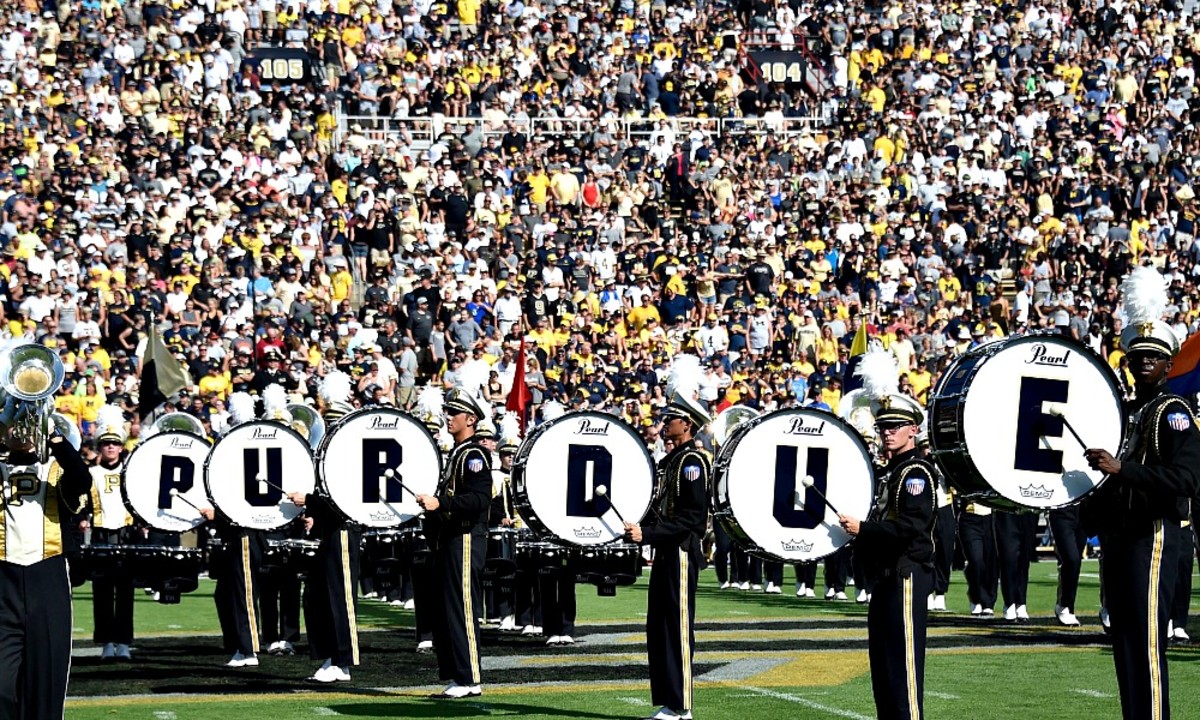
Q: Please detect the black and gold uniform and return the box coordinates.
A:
[210,516,265,665]
[87,448,135,657]
[0,434,91,720]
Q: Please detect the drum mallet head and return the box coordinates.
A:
[800,475,841,516]
[383,468,418,498]
[594,485,627,525]
[1046,406,1088,449]
[168,488,202,512]
[254,472,288,494]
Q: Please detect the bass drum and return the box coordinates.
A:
[929,333,1124,511]
[122,431,212,533]
[205,422,316,530]
[512,411,653,546]
[713,408,874,563]
[315,407,442,528]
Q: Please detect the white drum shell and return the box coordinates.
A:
[205,422,316,530]
[122,432,212,533]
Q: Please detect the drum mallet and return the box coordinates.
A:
[594,485,628,525]
[255,473,290,495]
[1046,406,1088,449]
[382,468,421,498]
[168,489,203,513]
[800,476,842,516]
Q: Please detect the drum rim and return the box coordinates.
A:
[204,420,315,531]
[712,406,875,563]
[122,430,213,532]
[313,405,444,529]
[511,410,655,546]
[929,331,1125,510]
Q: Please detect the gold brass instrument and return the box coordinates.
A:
[710,404,761,450]
[287,403,326,448]
[142,411,208,440]
[0,343,66,463]
[51,412,82,451]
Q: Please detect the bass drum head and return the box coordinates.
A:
[205,422,316,530]
[316,408,442,528]
[716,408,874,562]
[512,411,653,546]
[123,432,212,533]
[948,334,1123,509]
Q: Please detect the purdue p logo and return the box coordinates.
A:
[5,472,41,506]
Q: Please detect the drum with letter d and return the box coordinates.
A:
[512,412,654,546]
[122,431,212,532]
[315,407,442,528]
[713,408,875,562]
[205,422,316,530]
[929,333,1124,511]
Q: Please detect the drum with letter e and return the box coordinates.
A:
[122,431,212,533]
[929,333,1124,511]
[316,407,442,528]
[512,412,654,546]
[713,408,875,563]
[206,422,316,530]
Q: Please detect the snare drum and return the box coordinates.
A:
[315,408,443,528]
[485,527,518,574]
[79,543,129,581]
[929,333,1124,511]
[125,546,204,604]
[517,540,570,575]
[512,412,654,546]
[262,539,319,577]
[399,524,432,568]
[573,542,641,587]
[206,422,316,531]
[713,408,875,563]
[122,432,212,533]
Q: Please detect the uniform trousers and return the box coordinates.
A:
[932,505,956,595]
[647,545,700,713]
[214,535,262,656]
[514,569,542,628]
[0,555,72,720]
[793,562,818,589]
[868,566,932,720]
[259,565,302,645]
[539,565,577,637]
[824,546,851,592]
[90,528,133,645]
[959,512,997,610]
[1170,523,1195,631]
[304,529,360,667]
[1049,507,1087,612]
[410,557,436,644]
[995,511,1037,610]
[712,524,740,585]
[431,529,485,685]
[1102,520,1181,720]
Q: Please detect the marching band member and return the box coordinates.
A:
[489,412,523,632]
[411,386,445,652]
[625,354,711,720]
[1049,506,1086,626]
[994,509,1037,622]
[1084,266,1200,720]
[838,348,936,720]
[416,388,492,699]
[534,402,577,646]
[260,386,307,656]
[927,443,955,613]
[0,378,92,720]
[289,372,360,683]
[86,405,135,660]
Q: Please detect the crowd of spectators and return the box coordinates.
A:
[3,0,1199,446]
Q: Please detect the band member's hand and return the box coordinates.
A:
[78,519,90,531]
[500,517,513,527]
[288,491,307,507]
[624,522,642,543]
[838,514,860,536]
[1085,449,1121,476]
[199,507,215,521]
[304,516,314,532]
[417,494,440,512]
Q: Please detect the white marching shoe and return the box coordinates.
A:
[1016,605,1029,621]
[646,707,693,720]
[835,591,849,601]
[856,589,869,604]
[101,643,116,661]
[795,583,807,597]
[226,651,258,668]
[308,662,351,683]
[933,595,946,612]
[114,643,132,660]
[437,681,482,698]
[765,582,781,594]
[1004,604,1018,621]
[1174,626,1191,642]
[720,581,731,589]
[416,640,434,653]
[1056,605,1081,626]
[927,594,935,611]
[825,587,836,599]
[1100,607,1111,630]
[971,604,983,616]
[738,581,750,590]
[499,615,517,631]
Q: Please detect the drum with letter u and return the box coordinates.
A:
[713,408,875,563]
[512,411,654,546]
[123,431,212,533]
[205,421,316,530]
[929,333,1124,511]
[315,407,442,528]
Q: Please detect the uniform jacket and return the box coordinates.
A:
[0,438,92,566]
[427,435,491,541]
[642,442,710,553]
[856,448,936,577]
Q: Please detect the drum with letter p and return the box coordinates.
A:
[205,422,316,530]
[122,431,212,533]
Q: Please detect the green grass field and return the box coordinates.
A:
[65,558,1200,719]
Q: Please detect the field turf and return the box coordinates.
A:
[65,558,1200,719]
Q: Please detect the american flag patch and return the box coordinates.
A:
[467,458,484,473]
[1168,412,1191,431]
[682,465,701,482]
[905,476,926,496]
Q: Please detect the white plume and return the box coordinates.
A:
[457,358,491,398]
[229,392,257,427]
[666,353,703,399]
[262,384,291,423]
[1121,265,1169,326]
[499,411,522,445]
[855,346,900,401]
[95,405,125,437]
[437,427,454,452]
[416,385,445,423]
[541,400,566,423]
[320,371,352,405]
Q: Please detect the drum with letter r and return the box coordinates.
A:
[205,421,316,530]
[122,431,212,532]
[929,333,1124,511]
[315,407,442,528]
[713,408,875,563]
[511,411,654,547]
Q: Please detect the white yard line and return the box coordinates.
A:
[744,686,873,720]
[1072,688,1114,698]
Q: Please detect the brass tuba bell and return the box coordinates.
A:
[0,343,66,463]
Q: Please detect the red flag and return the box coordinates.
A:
[506,337,532,432]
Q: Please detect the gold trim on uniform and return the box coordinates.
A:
[42,463,63,560]
[903,574,920,720]
[340,530,360,664]
[680,549,691,711]
[1147,520,1165,720]
[462,533,480,683]
[242,536,260,653]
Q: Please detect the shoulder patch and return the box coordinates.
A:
[682,464,702,482]
[467,457,484,473]
[905,475,926,496]
[1167,412,1192,431]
